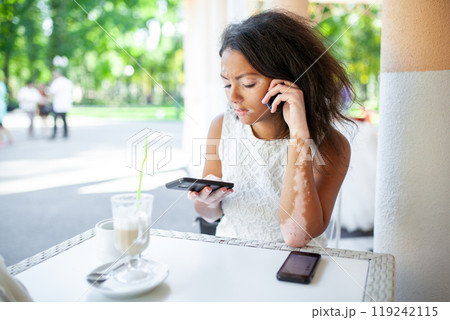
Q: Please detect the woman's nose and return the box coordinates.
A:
[229,87,243,105]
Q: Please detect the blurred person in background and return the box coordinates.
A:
[48,70,73,139]
[17,81,42,138]
[37,84,51,133]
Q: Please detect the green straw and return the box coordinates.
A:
[137,136,148,205]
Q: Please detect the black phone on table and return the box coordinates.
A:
[276,251,321,284]
[165,177,234,193]
[266,93,284,112]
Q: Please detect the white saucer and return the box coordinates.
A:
[87,260,169,299]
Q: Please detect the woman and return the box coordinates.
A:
[188,11,354,248]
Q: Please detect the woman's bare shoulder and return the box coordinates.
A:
[318,128,351,172]
[203,113,225,178]
[333,128,350,158]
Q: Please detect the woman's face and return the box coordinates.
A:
[221,48,274,125]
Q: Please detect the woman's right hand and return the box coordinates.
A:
[187,174,234,209]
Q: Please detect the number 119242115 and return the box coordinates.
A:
[372,306,438,317]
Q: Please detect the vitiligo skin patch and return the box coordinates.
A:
[279,138,316,244]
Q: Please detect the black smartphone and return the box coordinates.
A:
[276,251,321,284]
[266,93,284,112]
[165,177,234,193]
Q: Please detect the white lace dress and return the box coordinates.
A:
[216,109,327,247]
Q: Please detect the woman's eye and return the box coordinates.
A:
[243,83,256,88]
[224,84,231,89]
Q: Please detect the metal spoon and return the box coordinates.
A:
[86,271,113,284]
[86,262,124,284]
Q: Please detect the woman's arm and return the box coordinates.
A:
[188,113,234,223]
[279,133,350,247]
[262,79,350,247]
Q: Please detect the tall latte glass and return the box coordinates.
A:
[111,193,154,283]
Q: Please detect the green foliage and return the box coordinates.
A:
[1,1,381,112]
[0,0,183,106]
[310,3,381,112]
[0,0,38,91]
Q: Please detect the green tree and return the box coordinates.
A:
[0,0,36,97]
[311,3,381,110]
[1,0,184,106]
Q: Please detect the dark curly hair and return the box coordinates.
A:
[219,10,355,169]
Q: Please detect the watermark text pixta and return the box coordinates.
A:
[192,138,325,167]
[126,128,172,175]
[312,307,356,319]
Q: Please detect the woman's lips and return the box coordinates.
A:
[234,109,249,117]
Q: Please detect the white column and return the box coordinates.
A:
[182,0,228,177]
[375,0,450,301]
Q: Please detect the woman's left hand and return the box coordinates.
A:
[261,79,310,138]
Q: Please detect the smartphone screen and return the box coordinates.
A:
[165,177,234,193]
[276,251,321,284]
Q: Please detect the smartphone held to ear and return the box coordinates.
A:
[266,93,284,112]
[276,251,321,284]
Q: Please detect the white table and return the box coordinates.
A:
[9,229,395,302]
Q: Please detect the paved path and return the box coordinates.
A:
[0,110,199,266]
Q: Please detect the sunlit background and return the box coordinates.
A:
[1,0,380,117]
[0,0,380,265]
